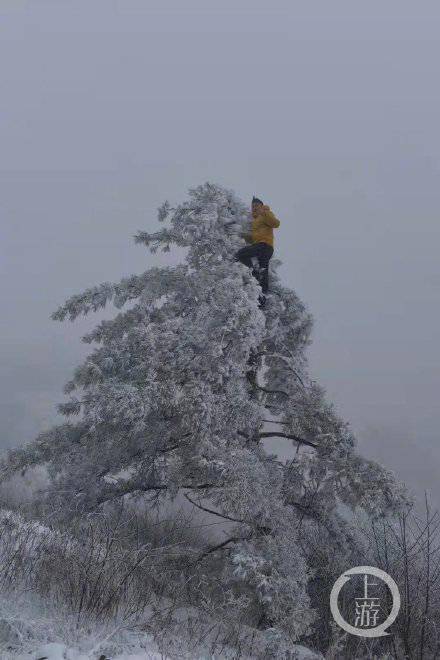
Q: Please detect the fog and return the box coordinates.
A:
[1,1,439,506]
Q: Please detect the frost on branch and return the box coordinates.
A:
[1,182,410,648]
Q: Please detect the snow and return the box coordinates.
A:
[0,183,404,659]
[290,644,324,660]
[22,642,322,660]
[15,643,164,660]
[24,644,164,660]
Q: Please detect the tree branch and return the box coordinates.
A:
[259,431,317,449]
[134,482,216,492]
[184,492,245,525]
[262,419,288,425]
[257,352,307,389]
[185,493,273,537]
[255,384,289,397]
[194,536,245,563]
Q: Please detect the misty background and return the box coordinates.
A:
[1,1,439,506]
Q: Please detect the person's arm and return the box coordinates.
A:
[240,218,253,242]
[260,205,280,228]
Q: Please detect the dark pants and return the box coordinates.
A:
[235,242,274,294]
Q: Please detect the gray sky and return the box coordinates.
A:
[1,1,439,506]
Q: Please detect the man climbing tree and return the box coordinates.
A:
[235,196,280,306]
[1,183,409,657]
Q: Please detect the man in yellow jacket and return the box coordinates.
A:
[235,196,280,303]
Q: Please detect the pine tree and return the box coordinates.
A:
[2,182,409,647]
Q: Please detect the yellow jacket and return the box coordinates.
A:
[248,205,280,247]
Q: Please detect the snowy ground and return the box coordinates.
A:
[16,642,323,660]
[0,509,323,659]
[16,644,163,660]
[0,591,323,659]
[0,592,163,660]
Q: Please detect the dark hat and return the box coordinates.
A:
[252,196,264,205]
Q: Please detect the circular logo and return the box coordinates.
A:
[330,566,400,638]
